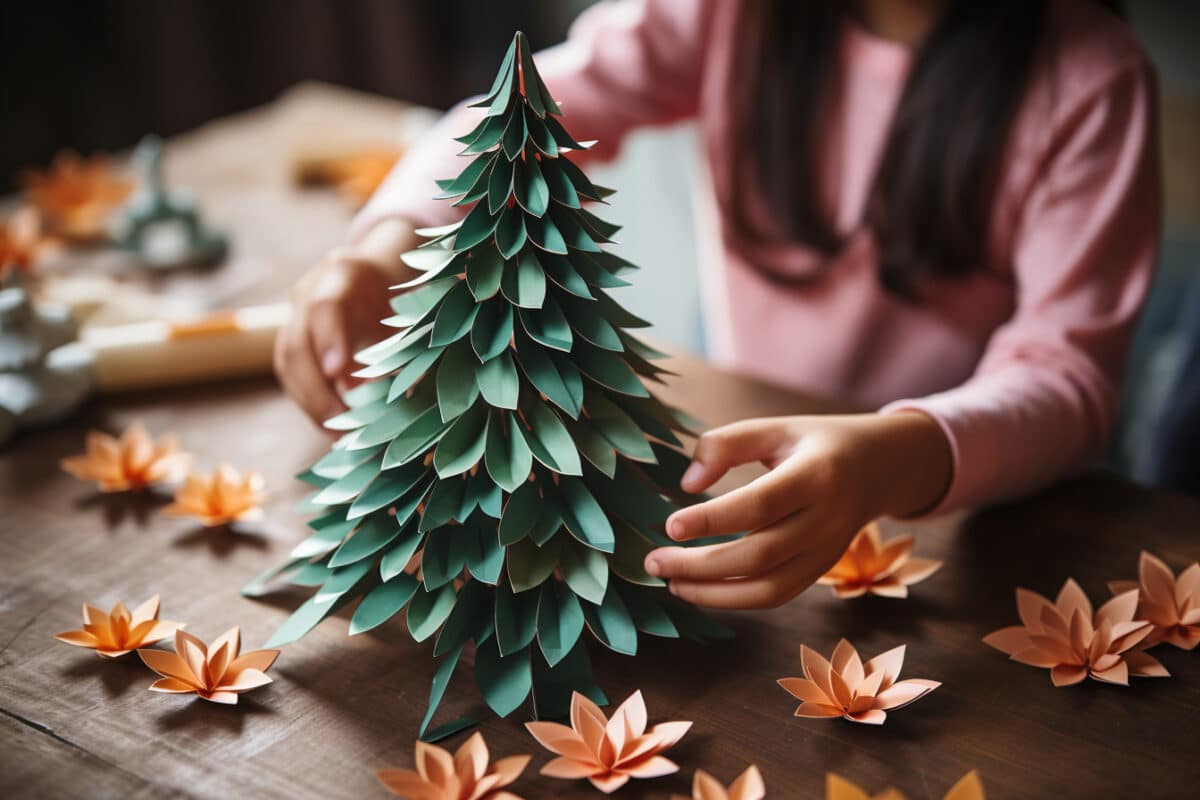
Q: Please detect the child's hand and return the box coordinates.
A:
[644,412,952,609]
[275,219,419,425]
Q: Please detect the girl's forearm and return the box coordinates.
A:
[863,410,953,518]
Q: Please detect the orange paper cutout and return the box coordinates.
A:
[1108,551,1200,650]
[818,523,942,599]
[0,207,57,277]
[376,731,530,800]
[54,595,183,658]
[138,627,278,704]
[61,422,190,492]
[983,578,1169,686]
[826,770,985,800]
[294,148,402,206]
[777,639,940,725]
[22,151,133,241]
[525,690,691,794]
[671,765,765,800]
[163,464,266,526]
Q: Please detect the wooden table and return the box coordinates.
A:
[3,84,1199,800]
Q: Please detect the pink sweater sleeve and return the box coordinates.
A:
[349,0,707,241]
[882,59,1161,514]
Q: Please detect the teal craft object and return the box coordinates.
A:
[115,135,228,268]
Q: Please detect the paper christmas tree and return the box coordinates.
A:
[249,31,729,737]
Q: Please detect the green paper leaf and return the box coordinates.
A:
[421,476,467,531]
[436,342,483,422]
[545,115,593,153]
[433,402,489,477]
[310,445,382,481]
[435,152,492,196]
[495,580,539,656]
[587,464,675,533]
[567,252,630,289]
[557,151,609,200]
[550,206,602,252]
[380,523,424,581]
[466,247,505,300]
[609,522,665,587]
[291,510,356,559]
[419,643,466,739]
[663,596,735,641]
[475,636,532,718]
[540,158,580,209]
[351,389,436,448]
[471,298,514,362]
[502,104,528,159]
[263,594,345,648]
[524,402,583,475]
[564,417,617,478]
[454,201,500,250]
[384,277,459,328]
[460,113,508,153]
[329,513,403,568]
[495,205,527,259]
[501,251,546,308]
[583,391,657,463]
[348,463,429,520]
[526,213,568,254]
[515,157,550,217]
[430,282,481,348]
[473,36,517,107]
[386,347,443,402]
[550,352,585,414]
[292,560,334,587]
[421,717,478,743]
[421,526,469,589]
[574,341,650,397]
[518,38,546,117]
[593,288,651,328]
[485,411,533,493]
[434,579,492,656]
[538,252,592,298]
[578,208,622,240]
[583,584,638,655]
[466,524,505,585]
[407,583,457,642]
[515,339,579,418]
[349,574,420,635]
[399,245,458,274]
[476,351,520,410]
[519,296,573,351]
[312,454,384,506]
[479,480,503,518]
[559,538,608,604]
[611,394,683,448]
[557,477,615,553]
[507,536,561,592]
[536,580,585,667]
[617,583,678,638]
[530,497,563,546]
[314,559,374,605]
[530,638,606,720]
[487,156,514,214]
[525,112,559,157]
[561,297,622,350]
[498,480,541,545]
[241,557,307,597]
[382,406,452,468]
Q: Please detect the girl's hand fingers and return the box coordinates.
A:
[644,514,808,581]
[273,308,345,426]
[666,457,811,540]
[308,297,350,382]
[666,546,832,610]
[681,419,793,493]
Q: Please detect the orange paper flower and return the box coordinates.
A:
[54,595,183,658]
[294,148,402,206]
[777,639,940,725]
[0,207,56,277]
[983,579,1169,686]
[1108,551,1200,650]
[671,765,765,800]
[818,523,942,599]
[138,627,278,704]
[376,731,530,800]
[22,151,133,240]
[525,690,691,794]
[61,422,190,492]
[163,464,266,526]
[826,770,985,800]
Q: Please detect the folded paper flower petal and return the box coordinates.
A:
[671,765,765,800]
[525,690,691,794]
[1108,551,1200,650]
[818,523,942,599]
[22,151,133,241]
[778,639,939,725]
[984,578,1169,686]
[138,627,278,704]
[826,770,986,800]
[61,422,190,492]
[0,207,57,277]
[163,464,266,526]
[376,731,530,799]
[55,595,183,658]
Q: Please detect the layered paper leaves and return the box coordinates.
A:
[983,579,1168,686]
[164,464,266,526]
[777,639,940,725]
[818,523,941,599]
[1108,551,1200,650]
[826,771,985,800]
[138,627,278,704]
[22,151,133,241]
[61,422,190,492]
[55,595,183,658]
[376,731,530,800]
[525,690,690,793]
[671,766,765,800]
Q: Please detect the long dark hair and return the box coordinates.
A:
[734,0,1121,298]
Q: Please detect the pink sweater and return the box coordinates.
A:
[352,0,1160,513]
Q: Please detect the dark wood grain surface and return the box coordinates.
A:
[2,85,1199,800]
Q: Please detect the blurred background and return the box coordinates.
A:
[1,0,1197,488]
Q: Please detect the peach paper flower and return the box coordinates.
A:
[54,595,183,658]
[1108,551,1200,650]
[983,578,1169,686]
[826,770,985,800]
[22,151,133,240]
[525,690,691,794]
[777,639,940,725]
[818,523,942,599]
[376,731,530,800]
[0,207,57,277]
[295,148,403,206]
[163,464,266,526]
[138,627,278,704]
[671,765,765,800]
[61,422,190,492]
